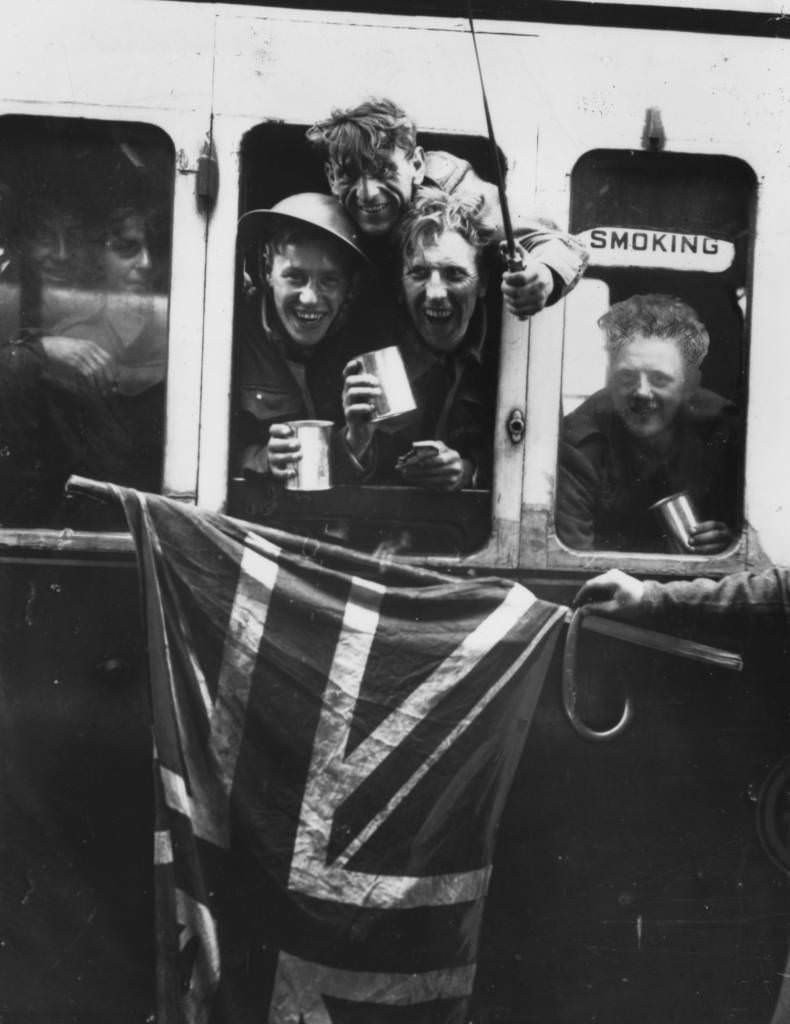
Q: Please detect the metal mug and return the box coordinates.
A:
[650,491,699,552]
[284,419,334,491]
[356,346,416,423]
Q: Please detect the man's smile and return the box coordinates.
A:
[293,309,326,322]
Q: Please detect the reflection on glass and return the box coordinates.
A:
[0,117,173,528]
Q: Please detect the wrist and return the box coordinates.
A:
[345,423,373,459]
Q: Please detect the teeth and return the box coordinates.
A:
[425,308,452,321]
[295,311,324,322]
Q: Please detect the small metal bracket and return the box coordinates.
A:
[642,107,666,151]
[196,131,219,212]
[506,408,525,445]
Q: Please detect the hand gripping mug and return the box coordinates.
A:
[356,346,416,423]
[650,492,699,552]
[284,420,334,491]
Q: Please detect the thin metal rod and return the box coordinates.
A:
[573,611,744,672]
[466,4,517,262]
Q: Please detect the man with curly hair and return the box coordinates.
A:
[339,188,496,492]
[556,293,741,553]
[307,97,587,320]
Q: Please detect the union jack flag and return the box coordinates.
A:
[118,489,566,1023]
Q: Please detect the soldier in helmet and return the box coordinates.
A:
[234,192,371,485]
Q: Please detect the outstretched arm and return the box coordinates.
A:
[575,566,790,655]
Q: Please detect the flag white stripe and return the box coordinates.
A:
[175,888,220,1024]
[289,577,385,888]
[270,950,475,1021]
[210,542,280,797]
[336,603,565,869]
[154,829,173,865]
[288,583,546,908]
[343,584,536,787]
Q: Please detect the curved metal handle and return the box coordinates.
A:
[562,608,632,741]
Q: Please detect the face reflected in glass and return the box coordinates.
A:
[402,230,483,354]
[608,334,693,442]
[26,206,87,287]
[266,241,352,350]
[104,214,153,294]
[328,146,424,238]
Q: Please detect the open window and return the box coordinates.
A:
[0,115,174,532]
[555,150,754,557]
[227,122,509,557]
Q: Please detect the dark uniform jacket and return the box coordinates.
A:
[233,292,362,481]
[343,303,496,488]
[557,386,742,552]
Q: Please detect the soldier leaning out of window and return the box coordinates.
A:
[339,189,497,493]
[233,192,374,492]
[556,293,741,555]
[307,96,589,322]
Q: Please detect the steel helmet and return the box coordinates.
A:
[237,192,371,266]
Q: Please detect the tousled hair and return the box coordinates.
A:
[600,293,710,369]
[306,98,418,175]
[398,187,491,269]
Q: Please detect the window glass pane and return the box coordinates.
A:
[562,278,610,415]
[556,150,752,555]
[0,116,173,530]
[228,122,502,556]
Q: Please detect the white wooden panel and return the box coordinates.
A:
[201,5,790,571]
[0,1,214,114]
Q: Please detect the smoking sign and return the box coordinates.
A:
[578,227,735,272]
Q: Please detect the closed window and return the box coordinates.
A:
[0,116,174,530]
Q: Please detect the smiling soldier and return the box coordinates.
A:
[340,188,495,492]
[556,293,741,553]
[307,97,588,321]
[234,192,370,485]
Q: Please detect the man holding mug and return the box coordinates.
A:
[340,188,495,492]
[234,192,371,486]
[556,293,741,554]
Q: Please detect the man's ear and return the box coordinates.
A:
[411,146,426,187]
[256,242,273,290]
[325,161,342,197]
[262,247,274,288]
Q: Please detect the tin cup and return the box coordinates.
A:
[284,419,334,491]
[650,492,699,552]
[356,346,416,423]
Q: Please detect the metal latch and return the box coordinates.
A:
[196,133,219,211]
[641,107,665,151]
[506,408,525,445]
